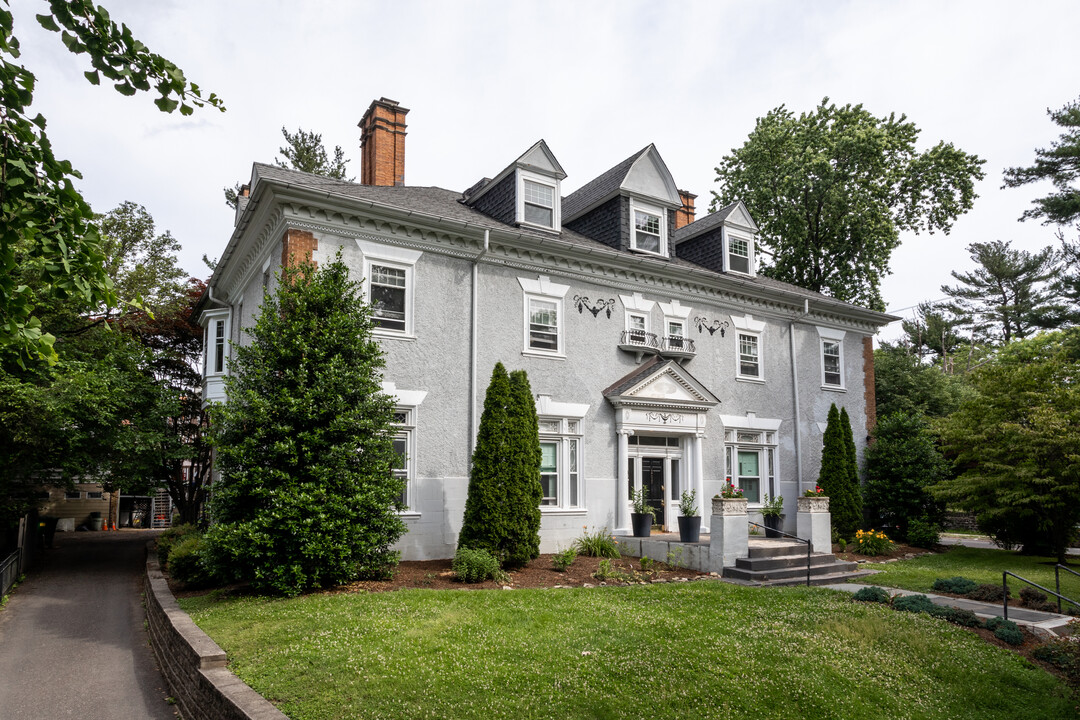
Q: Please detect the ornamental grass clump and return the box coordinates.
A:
[573,527,621,558]
[932,576,978,595]
[854,528,894,556]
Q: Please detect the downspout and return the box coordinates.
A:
[789,298,810,493]
[469,230,490,458]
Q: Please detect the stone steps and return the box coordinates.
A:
[722,540,870,586]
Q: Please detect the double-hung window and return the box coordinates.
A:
[817,326,847,390]
[727,235,751,274]
[632,202,665,255]
[523,180,555,228]
[358,240,422,339]
[391,409,415,510]
[214,320,226,373]
[539,417,582,509]
[519,276,570,358]
[738,333,760,379]
[722,425,779,506]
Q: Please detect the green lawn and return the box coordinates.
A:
[180,581,1076,720]
[862,545,1080,600]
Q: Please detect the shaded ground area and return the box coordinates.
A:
[0,530,175,719]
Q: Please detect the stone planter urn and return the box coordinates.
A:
[797,496,830,513]
[711,496,749,516]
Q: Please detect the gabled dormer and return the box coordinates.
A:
[673,199,759,277]
[562,145,682,258]
[463,140,566,232]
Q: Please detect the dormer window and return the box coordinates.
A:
[516,170,560,230]
[726,231,753,275]
[631,200,666,255]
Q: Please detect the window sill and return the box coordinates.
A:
[397,511,422,519]
[539,508,588,515]
[735,376,765,385]
[373,331,417,342]
[629,247,669,259]
[518,220,561,234]
[821,385,847,393]
[522,349,566,361]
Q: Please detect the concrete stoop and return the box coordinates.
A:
[615,534,876,586]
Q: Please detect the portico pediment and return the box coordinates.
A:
[604,357,719,412]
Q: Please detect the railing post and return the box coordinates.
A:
[1003,572,1008,622]
[1057,565,1063,614]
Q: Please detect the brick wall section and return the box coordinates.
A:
[565,196,627,251]
[674,227,725,273]
[281,228,318,268]
[359,98,409,187]
[863,336,877,435]
[468,172,516,225]
[675,190,696,230]
[144,545,287,720]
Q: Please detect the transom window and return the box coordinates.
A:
[634,209,662,253]
[539,417,582,509]
[370,264,407,332]
[738,333,760,379]
[523,180,555,228]
[823,340,842,387]
[529,298,559,351]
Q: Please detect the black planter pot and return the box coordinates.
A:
[764,514,782,538]
[677,515,701,543]
[631,512,653,538]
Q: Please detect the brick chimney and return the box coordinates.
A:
[676,190,696,230]
[359,98,409,186]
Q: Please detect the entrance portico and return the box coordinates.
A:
[603,358,719,535]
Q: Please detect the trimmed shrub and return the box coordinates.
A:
[968,583,1009,602]
[893,594,936,614]
[552,548,577,572]
[932,576,978,595]
[453,547,506,584]
[994,624,1025,646]
[574,528,621,558]
[1020,586,1057,612]
[852,586,891,604]
[906,518,941,548]
[985,616,1016,632]
[156,523,199,569]
[167,535,207,587]
[935,607,983,628]
[1033,638,1080,684]
[818,404,861,538]
[863,413,948,539]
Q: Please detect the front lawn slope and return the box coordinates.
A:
[181,583,1074,720]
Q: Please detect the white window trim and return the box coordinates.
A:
[381,382,427,516]
[724,227,755,276]
[519,275,570,358]
[357,239,423,340]
[516,169,561,231]
[816,326,847,391]
[539,416,585,511]
[736,331,764,383]
[202,309,230,378]
[722,420,780,507]
[630,198,667,256]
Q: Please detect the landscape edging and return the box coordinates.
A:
[144,542,287,720]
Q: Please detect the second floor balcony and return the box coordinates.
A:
[618,331,696,363]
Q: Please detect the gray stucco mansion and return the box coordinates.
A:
[198,98,896,561]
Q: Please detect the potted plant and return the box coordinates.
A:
[677,489,701,543]
[761,493,784,538]
[712,483,748,516]
[630,486,655,537]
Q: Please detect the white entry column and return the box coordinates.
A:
[616,430,630,533]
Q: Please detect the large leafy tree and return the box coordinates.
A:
[936,328,1080,563]
[224,126,352,208]
[99,201,188,311]
[713,99,984,311]
[874,342,973,419]
[205,257,404,596]
[0,0,222,365]
[1003,95,1080,226]
[941,240,1065,345]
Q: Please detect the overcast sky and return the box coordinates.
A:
[10,0,1080,340]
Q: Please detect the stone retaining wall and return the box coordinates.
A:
[944,512,979,532]
[144,545,287,720]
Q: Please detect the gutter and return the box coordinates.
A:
[789,298,810,493]
[469,230,490,459]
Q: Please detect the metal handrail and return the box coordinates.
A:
[1002,570,1080,621]
[1,549,20,598]
[748,521,812,587]
[660,336,697,354]
[1056,564,1080,614]
[620,330,660,349]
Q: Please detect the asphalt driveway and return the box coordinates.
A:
[0,529,175,719]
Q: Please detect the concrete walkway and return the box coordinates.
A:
[940,533,1080,555]
[0,530,176,719]
[822,582,1076,637]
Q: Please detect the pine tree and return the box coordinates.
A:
[458,363,513,558]
[506,370,542,566]
[839,407,864,534]
[205,256,405,596]
[817,404,860,538]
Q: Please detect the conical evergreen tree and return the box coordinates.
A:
[505,370,542,566]
[839,407,864,533]
[458,363,512,558]
[817,403,860,538]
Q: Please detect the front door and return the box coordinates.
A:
[641,457,666,531]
